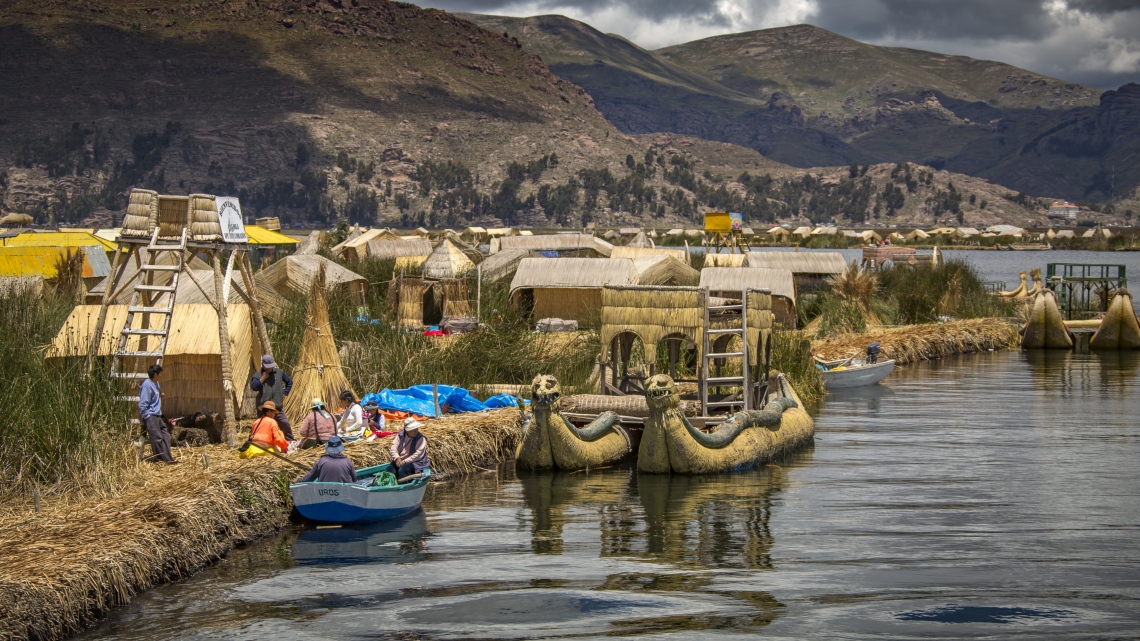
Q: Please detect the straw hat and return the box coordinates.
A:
[403,418,424,432]
[259,400,278,412]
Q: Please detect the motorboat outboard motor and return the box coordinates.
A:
[866,342,881,364]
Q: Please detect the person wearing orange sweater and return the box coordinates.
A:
[248,400,289,454]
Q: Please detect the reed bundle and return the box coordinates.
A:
[387,276,426,327]
[440,278,473,317]
[188,194,222,242]
[0,408,521,641]
[121,188,157,238]
[284,265,353,424]
[811,318,1019,364]
[156,195,188,239]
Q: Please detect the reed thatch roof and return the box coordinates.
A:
[332,228,391,259]
[745,251,846,275]
[699,267,796,301]
[294,230,324,255]
[905,229,930,240]
[498,233,613,256]
[254,254,367,302]
[610,246,685,259]
[632,255,700,286]
[768,226,791,237]
[478,249,535,283]
[421,239,475,280]
[510,257,635,292]
[703,252,746,268]
[627,231,654,248]
[366,238,433,260]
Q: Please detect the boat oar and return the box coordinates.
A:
[237,438,311,472]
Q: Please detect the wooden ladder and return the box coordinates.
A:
[700,288,750,415]
[111,227,187,411]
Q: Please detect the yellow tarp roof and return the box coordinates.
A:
[0,231,116,251]
[244,225,299,245]
[0,246,110,279]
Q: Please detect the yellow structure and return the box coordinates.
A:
[703,211,747,254]
[0,231,116,253]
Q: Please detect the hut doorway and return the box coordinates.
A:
[422,284,444,326]
[661,333,699,382]
[608,331,649,395]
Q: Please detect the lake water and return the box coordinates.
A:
[79,349,1140,640]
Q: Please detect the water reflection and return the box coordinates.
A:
[290,512,430,566]
[1022,348,1140,396]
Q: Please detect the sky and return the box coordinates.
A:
[413,0,1140,89]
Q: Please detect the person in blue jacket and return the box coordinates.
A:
[296,436,356,484]
[250,354,294,440]
[138,364,176,464]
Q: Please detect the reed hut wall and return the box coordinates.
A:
[510,257,636,324]
[121,189,158,238]
[388,277,427,327]
[440,279,473,318]
[532,287,602,324]
[704,253,746,268]
[46,304,255,417]
[156,196,189,240]
[600,286,705,366]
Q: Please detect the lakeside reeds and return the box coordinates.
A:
[0,408,522,641]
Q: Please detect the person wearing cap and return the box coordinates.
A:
[242,400,289,457]
[384,418,431,481]
[297,397,337,450]
[250,354,294,440]
[138,363,175,464]
[296,435,357,484]
[336,390,366,439]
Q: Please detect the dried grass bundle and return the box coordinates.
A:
[0,408,521,641]
[156,196,189,239]
[285,264,353,425]
[121,189,157,238]
[811,318,1018,364]
[188,194,222,242]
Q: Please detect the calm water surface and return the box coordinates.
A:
[80,350,1140,639]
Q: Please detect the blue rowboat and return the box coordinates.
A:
[289,464,430,524]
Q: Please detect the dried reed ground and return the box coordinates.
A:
[811,318,1019,364]
[0,409,521,641]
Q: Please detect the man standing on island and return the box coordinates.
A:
[139,363,176,464]
[250,354,295,440]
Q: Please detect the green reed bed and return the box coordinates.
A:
[0,289,133,497]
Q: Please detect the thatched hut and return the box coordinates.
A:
[422,239,476,280]
[768,226,791,241]
[510,257,635,324]
[366,238,433,271]
[0,212,33,226]
[333,228,388,260]
[47,304,256,417]
[905,228,931,241]
[387,276,472,327]
[600,286,705,383]
[701,267,797,327]
[744,251,845,290]
[627,231,654,248]
[294,230,325,256]
[254,255,368,321]
[478,249,535,284]
[497,232,613,257]
[632,255,700,286]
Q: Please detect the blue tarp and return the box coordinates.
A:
[360,385,521,417]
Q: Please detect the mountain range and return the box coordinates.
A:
[0,1,1129,230]
[464,14,1140,204]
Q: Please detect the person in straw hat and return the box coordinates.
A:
[295,435,356,484]
[384,417,431,481]
[250,354,295,440]
[240,400,289,459]
[297,397,337,450]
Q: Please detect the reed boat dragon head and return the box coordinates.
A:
[531,374,562,410]
[645,374,680,412]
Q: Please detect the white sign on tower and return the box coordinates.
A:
[215,197,248,244]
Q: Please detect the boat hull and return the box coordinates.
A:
[290,476,428,524]
[822,360,896,388]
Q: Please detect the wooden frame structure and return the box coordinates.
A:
[86,190,271,446]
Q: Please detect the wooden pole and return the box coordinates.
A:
[212,250,237,447]
[432,383,441,419]
[235,254,268,358]
[240,252,272,361]
[87,244,128,372]
[476,263,482,322]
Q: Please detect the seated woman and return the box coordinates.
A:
[297,397,337,449]
[240,400,289,458]
[336,390,367,439]
[384,418,431,481]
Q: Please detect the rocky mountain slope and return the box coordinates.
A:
[0,2,1086,229]
[465,15,1137,203]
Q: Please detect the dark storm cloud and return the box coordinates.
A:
[808,0,1056,41]
[1067,0,1140,11]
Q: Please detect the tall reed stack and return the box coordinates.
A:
[284,264,353,424]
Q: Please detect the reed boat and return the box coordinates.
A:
[1020,290,1073,349]
[1090,290,1140,349]
[819,358,896,388]
[289,464,429,523]
[515,374,632,470]
[638,373,814,474]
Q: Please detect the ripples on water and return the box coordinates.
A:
[80,351,1140,640]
